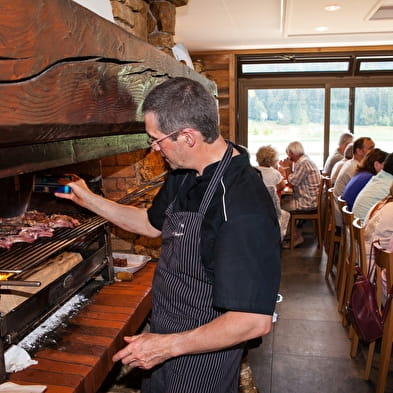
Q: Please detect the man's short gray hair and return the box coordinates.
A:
[338,132,353,147]
[286,141,304,156]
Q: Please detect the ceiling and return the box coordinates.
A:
[174,0,393,52]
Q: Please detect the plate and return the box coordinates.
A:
[112,252,151,274]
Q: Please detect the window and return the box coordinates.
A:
[237,51,393,169]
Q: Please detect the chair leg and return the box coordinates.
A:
[335,248,344,293]
[290,216,295,250]
[337,261,348,315]
[375,316,393,393]
[364,341,376,380]
[317,219,322,249]
[325,236,334,280]
[350,330,359,357]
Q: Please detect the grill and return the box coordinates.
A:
[0,171,166,382]
[0,211,113,382]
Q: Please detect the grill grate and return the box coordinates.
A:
[0,215,106,274]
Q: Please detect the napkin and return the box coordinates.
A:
[4,345,38,373]
[0,382,46,392]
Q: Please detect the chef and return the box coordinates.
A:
[56,77,281,393]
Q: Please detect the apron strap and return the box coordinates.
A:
[198,142,233,216]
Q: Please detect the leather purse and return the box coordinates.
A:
[346,243,393,343]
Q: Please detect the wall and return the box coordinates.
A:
[190,46,393,144]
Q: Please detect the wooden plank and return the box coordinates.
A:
[27,358,92,376]
[33,349,99,366]
[8,263,155,393]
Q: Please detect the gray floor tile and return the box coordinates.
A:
[248,222,393,393]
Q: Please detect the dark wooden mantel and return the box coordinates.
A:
[8,263,156,393]
[0,0,215,177]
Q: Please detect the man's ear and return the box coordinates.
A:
[183,129,196,147]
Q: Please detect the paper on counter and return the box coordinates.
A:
[4,345,38,373]
[0,382,46,392]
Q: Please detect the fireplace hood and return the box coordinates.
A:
[0,0,215,179]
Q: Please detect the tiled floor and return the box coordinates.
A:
[100,223,393,393]
[248,224,393,393]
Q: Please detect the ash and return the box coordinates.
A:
[19,293,88,352]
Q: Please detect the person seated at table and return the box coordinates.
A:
[333,136,375,198]
[330,142,353,185]
[279,141,320,248]
[342,148,387,210]
[364,182,393,296]
[255,145,290,240]
[323,132,353,176]
[353,153,393,221]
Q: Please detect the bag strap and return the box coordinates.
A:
[368,239,380,279]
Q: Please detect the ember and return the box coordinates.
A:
[0,273,13,281]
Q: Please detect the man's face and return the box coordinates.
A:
[144,112,185,170]
[361,139,375,157]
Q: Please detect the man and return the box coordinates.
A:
[352,152,393,221]
[333,136,375,199]
[56,77,281,393]
[323,132,353,176]
[279,141,321,248]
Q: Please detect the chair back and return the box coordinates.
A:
[321,176,331,246]
[352,217,367,275]
[288,176,323,249]
[337,204,355,313]
[372,244,393,393]
[324,187,343,281]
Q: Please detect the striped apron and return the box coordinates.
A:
[142,142,244,393]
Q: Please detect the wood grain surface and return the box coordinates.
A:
[8,262,156,393]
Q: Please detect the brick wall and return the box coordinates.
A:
[101,149,166,258]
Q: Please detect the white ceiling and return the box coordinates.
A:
[175,0,393,52]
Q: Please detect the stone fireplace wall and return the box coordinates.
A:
[110,0,188,56]
[101,0,188,256]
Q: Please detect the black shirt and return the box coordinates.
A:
[147,145,281,315]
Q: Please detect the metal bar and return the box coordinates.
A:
[0,280,41,287]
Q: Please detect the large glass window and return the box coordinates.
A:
[239,52,393,169]
[248,88,324,168]
[329,88,351,153]
[354,87,393,152]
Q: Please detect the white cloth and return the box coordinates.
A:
[4,345,37,373]
[0,382,46,392]
[352,170,393,221]
[333,158,358,198]
[330,159,346,185]
[364,200,393,295]
[256,166,290,239]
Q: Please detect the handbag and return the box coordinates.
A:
[346,242,393,343]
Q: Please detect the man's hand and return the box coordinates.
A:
[112,333,175,370]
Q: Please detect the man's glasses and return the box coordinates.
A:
[147,129,182,147]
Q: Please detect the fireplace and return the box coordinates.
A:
[0,0,213,387]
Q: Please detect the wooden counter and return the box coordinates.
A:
[8,262,156,393]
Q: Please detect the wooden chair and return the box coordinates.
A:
[324,188,342,281]
[373,245,393,393]
[349,218,370,361]
[321,176,332,249]
[334,196,347,291]
[289,176,323,250]
[337,205,355,316]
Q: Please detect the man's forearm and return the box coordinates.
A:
[171,311,272,357]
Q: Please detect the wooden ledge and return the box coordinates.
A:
[8,262,156,393]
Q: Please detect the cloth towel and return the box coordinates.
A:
[4,345,37,373]
[0,382,46,392]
